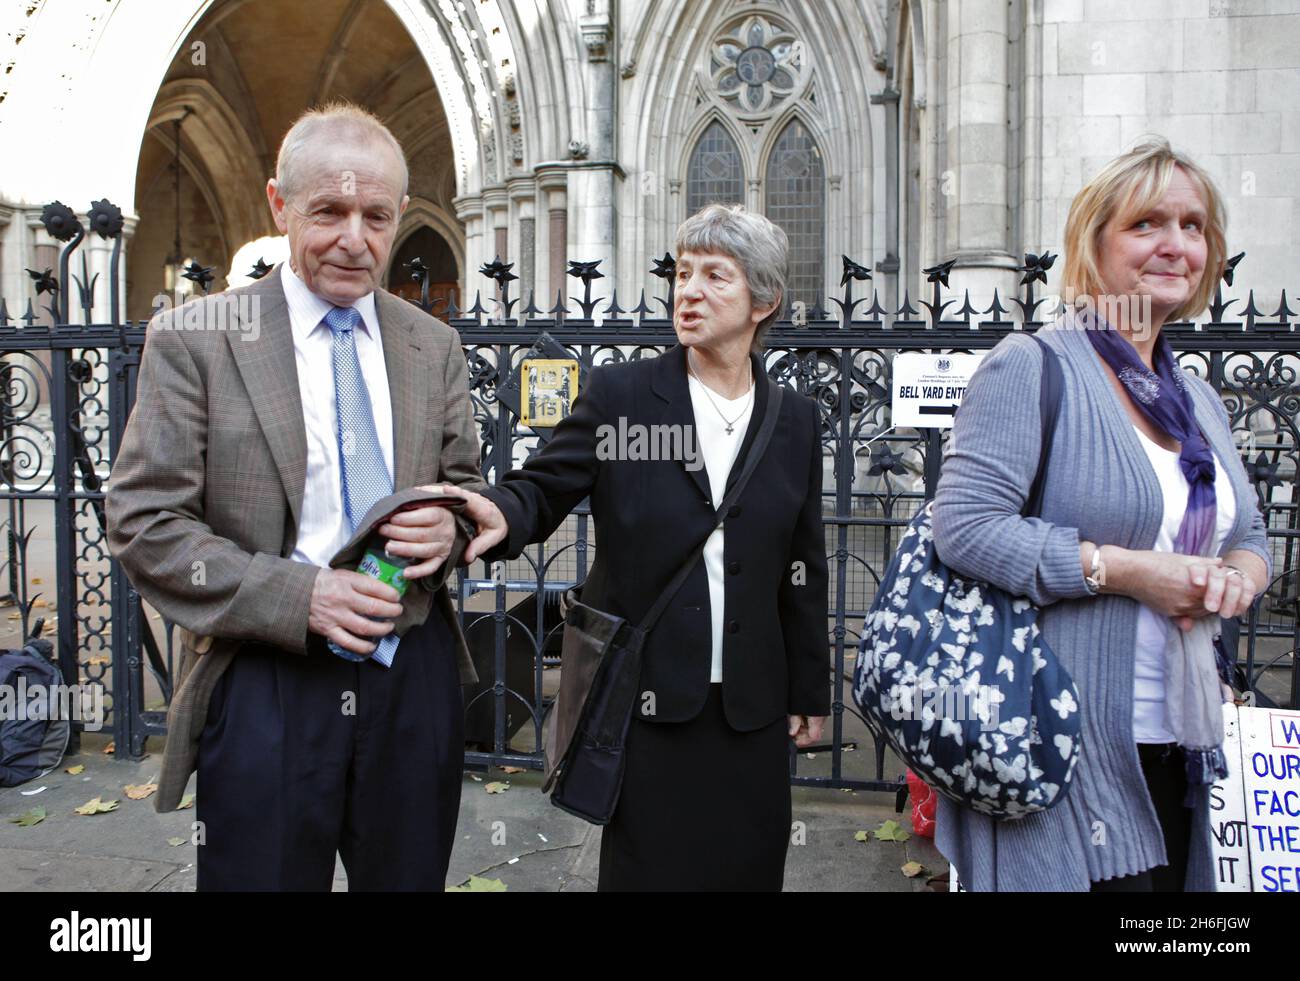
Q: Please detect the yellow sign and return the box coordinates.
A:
[521,358,579,428]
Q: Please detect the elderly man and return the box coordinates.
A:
[106,102,485,891]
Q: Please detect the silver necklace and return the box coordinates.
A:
[687,352,754,435]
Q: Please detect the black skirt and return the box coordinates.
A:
[597,684,793,891]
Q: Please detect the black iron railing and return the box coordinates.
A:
[4,198,1296,794]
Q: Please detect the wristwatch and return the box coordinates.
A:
[1085,545,1107,594]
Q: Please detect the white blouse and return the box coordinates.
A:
[687,373,755,683]
[1131,426,1237,743]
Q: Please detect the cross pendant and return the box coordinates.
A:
[725,424,734,434]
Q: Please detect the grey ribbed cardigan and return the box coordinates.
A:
[930,317,1272,892]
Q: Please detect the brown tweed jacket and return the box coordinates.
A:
[105,268,486,812]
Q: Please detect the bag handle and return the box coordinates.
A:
[992,333,1062,884]
[635,375,785,635]
[1023,334,1063,519]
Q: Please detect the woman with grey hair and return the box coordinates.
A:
[446,204,830,890]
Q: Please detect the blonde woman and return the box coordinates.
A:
[931,138,1270,891]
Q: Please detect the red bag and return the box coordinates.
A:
[906,770,936,838]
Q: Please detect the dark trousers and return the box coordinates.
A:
[195,608,464,891]
[1090,742,1193,893]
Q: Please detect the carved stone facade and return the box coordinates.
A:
[1,0,1296,319]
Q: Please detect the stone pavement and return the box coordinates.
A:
[0,729,949,893]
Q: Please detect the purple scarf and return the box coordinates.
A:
[1081,311,1227,788]
[1083,321,1217,556]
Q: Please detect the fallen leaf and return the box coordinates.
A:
[446,875,507,893]
[901,861,929,878]
[6,613,19,621]
[74,797,119,815]
[85,654,110,665]
[167,836,187,847]
[32,598,46,608]
[178,793,196,810]
[872,819,910,843]
[103,742,115,755]
[30,577,42,585]
[64,764,85,775]
[484,781,510,794]
[853,830,870,843]
[10,807,45,827]
[499,766,525,774]
[124,782,157,801]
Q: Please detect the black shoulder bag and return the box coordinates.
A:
[545,376,785,824]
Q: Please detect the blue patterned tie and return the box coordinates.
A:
[324,306,400,667]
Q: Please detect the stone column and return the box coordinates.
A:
[0,205,13,320]
[574,0,618,292]
[26,212,60,328]
[507,177,536,304]
[535,166,569,309]
[944,0,1019,305]
[452,194,486,310]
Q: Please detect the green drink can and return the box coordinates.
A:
[328,545,410,662]
[358,546,411,597]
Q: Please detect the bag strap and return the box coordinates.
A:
[635,375,785,635]
[1023,334,1063,519]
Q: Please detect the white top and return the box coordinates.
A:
[279,262,395,568]
[1131,426,1237,743]
[687,371,755,683]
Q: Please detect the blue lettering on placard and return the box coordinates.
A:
[1261,865,1300,892]
[1252,788,1300,817]
[1281,718,1300,745]
[1252,823,1300,852]
[1251,751,1300,781]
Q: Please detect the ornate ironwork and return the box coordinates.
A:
[4,197,1295,797]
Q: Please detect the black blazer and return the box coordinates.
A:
[482,343,830,730]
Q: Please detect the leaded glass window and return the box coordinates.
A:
[764,119,825,311]
[686,120,744,217]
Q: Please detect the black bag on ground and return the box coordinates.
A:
[0,627,71,788]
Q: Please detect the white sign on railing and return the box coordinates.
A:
[1209,709,1251,890]
[890,353,985,430]
[1211,703,1300,892]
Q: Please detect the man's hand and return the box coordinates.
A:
[788,714,826,749]
[308,568,403,656]
[423,485,508,564]
[377,498,458,580]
